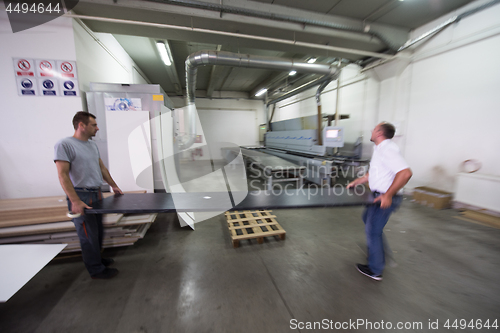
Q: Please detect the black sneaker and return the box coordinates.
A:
[91,268,119,280]
[101,258,115,267]
[356,264,383,281]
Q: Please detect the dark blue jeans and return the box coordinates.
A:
[362,193,403,275]
[67,188,105,276]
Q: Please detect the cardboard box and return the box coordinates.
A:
[413,186,453,209]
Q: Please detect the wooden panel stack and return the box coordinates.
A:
[225,210,286,248]
[0,193,156,253]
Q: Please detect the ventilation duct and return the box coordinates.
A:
[182,51,341,150]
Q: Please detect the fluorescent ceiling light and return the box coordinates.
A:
[255,88,268,97]
[307,58,317,64]
[156,41,172,66]
[289,70,297,76]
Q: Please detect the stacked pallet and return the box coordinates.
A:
[0,193,156,253]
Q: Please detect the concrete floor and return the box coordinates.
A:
[1,198,499,332]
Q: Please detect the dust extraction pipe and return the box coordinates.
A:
[147,0,400,51]
[183,51,341,150]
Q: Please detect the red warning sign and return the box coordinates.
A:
[18,59,31,71]
[14,58,35,77]
[60,62,74,77]
[39,60,54,76]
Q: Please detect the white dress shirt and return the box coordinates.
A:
[368,139,409,194]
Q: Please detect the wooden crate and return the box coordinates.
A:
[225,210,286,248]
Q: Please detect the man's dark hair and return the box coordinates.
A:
[73,111,96,130]
[380,122,396,139]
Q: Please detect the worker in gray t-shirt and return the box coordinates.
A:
[54,111,123,280]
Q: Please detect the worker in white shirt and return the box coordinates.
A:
[347,122,412,281]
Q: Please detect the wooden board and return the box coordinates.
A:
[459,210,500,229]
[225,210,286,248]
[0,191,144,228]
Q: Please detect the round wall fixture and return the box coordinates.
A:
[459,159,482,173]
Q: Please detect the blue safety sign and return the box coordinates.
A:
[21,79,33,89]
[43,80,54,89]
[39,78,58,96]
[16,77,36,96]
[60,79,78,96]
[63,81,74,90]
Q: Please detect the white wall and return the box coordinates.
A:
[0,12,81,199]
[171,96,265,158]
[0,12,153,199]
[72,20,150,110]
[274,0,500,193]
[402,0,500,192]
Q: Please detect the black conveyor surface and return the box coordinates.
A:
[86,189,374,214]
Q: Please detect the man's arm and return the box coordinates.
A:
[55,160,91,215]
[99,158,123,194]
[347,173,369,189]
[374,168,413,209]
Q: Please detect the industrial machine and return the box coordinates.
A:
[243,114,368,187]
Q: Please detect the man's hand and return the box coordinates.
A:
[347,173,369,189]
[111,186,123,195]
[374,193,392,209]
[346,180,358,189]
[71,200,92,215]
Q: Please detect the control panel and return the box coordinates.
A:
[323,126,344,147]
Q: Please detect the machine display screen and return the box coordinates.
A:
[326,129,339,138]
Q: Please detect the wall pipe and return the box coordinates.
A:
[360,0,500,68]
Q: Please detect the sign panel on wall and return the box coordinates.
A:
[13,58,79,97]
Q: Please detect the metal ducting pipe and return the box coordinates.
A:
[186,51,339,104]
[266,73,340,106]
[361,0,500,67]
[147,0,400,51]
[183,50,341,150]
[398,0,500,52]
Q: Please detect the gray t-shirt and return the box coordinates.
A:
[54,137,103,188]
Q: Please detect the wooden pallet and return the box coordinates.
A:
[225,210,286,248]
